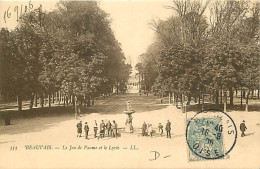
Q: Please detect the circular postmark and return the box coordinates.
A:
[186,109,237,160]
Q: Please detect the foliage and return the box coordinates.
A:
[0,1,131,109]
[138,0,259,104]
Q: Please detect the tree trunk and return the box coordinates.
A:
[224,102,227,112]
[172,93,175,106]
[17,94,22,112]
[116,82,119,95]
[199,94,201,105]
[66,96,69,106]
[176,94,178,106]
[34,93,37,107]
[52,93,55,103]
[29,93,34,109]
[229,87,233,105]
[74,96,77,119]
[240,88,243,108]
[61,93,63,103]
[168,93,171,105]
[216,89,219,104]
[258,88,259,99]
[70,95,73,104]
[224,92,227,112]
[220,88,223,104]
[92,97,94,105]
[63,95,66,106]
[181,93,184,113]
[72,95,75,107]
[202,94,204,110]
[45,93,47,105]
[87,95,90,107]
[245,90,250,112]
[187,95,191,106]
[40,94,44,108]
[58,92,60,103]
[48,94,51,107]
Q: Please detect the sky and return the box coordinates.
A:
[0,0,173,66]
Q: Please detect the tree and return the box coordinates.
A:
[140,0,259,112]
[1,1,131,113]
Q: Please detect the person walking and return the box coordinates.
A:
[240,120,247,137]
[142,122,147,136]
[166,120,171,138]
[106,121,112,137]
[93,120,98,138]
[158,123,163,136]
[84,122,89,139]
[112,120,118,138]
[76,121,82,137]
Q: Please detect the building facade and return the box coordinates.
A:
[126,75,140,93]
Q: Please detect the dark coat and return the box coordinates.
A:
[77,123,82,133]
[166,122,171,131]
[77,123,82,129]
[142,123,147,131]
[158,124,163,129]
[240,123,247,132]
[84,125,89,132]
[100,123,105,131]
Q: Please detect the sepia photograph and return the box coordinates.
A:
[0,0,259,168]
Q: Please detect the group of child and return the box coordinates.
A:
[77,120,172,139]
[141,120,172,138]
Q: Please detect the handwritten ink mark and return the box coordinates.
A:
[149,151,160,161]
[164,155,171,158]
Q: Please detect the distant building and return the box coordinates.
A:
[126,75,140,93]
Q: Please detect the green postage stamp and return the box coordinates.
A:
[186,117,224,161]
[186,109,237,162]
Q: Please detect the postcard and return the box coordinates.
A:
[0,0,259,168]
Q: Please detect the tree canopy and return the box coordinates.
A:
[0,1,131,110]
[137,0,259,107]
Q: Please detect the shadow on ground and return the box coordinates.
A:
[245,132,255,137]
[84,104,167,115]
[0,103,167,136]
[186,103,260,112]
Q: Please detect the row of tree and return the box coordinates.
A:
[137,0,259,110]
[0,1,131,111]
